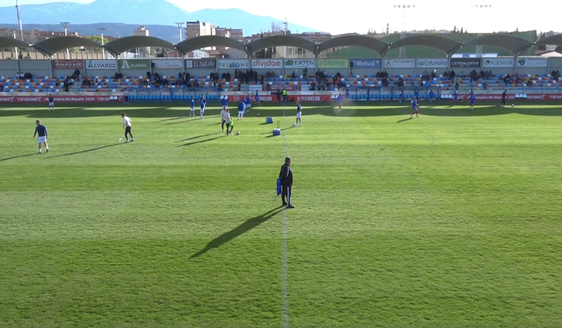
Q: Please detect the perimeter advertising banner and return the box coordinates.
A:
[350,59,381,68]
[217,59,251,69]
[251,59,283,68]
[228,94,332,102]
[284,59,316,69]
[450,58,482,68]
[152,59,184,69]
[0,96,124,103]
[416,58,448,68]
[483,58,514,68]
[190,58,216,69]
[118,59,151,69]
[383,58,415,68]
[85,60,118,70]
[53,60,84,69]
[317,59,349,69]
[517,58,548,67]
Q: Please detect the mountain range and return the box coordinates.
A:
[0,0,317,40]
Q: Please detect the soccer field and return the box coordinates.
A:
[1,101,562,328]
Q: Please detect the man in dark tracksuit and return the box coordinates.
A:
[501,90,507,107]
[279,157,294,208]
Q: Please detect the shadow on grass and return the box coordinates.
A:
[191,207,285,259]
[155,116,185,123]
[1,102,562,119]
[0,153,38,162]
[45,143,123,159]
[176,133,218,143]
[177,136,223,147]
[396,117,413,123]
[164,117,213,125]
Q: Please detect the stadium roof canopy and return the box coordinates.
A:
[317,35,388,55]
[104,36,175,57]
[34,36,101,56]
[462,34,533,55]
[246,35,316,55]
[0,36,32,49]
[536,34,562,46]
[387,35,462,56]
[177,36,246,55]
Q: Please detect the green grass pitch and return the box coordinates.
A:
[1,101,562,328]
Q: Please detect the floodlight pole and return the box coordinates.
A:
[470,5,492,54]
[393,5,415,58]
[60,22,70,59]
[98,27,106,58]
[175,22,184,42]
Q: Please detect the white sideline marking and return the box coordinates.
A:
[281,102,289,328]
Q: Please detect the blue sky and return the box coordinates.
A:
[0,0,560,35]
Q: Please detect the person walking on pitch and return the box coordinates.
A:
[190,96,195,117]
[48,94,54,110]
[244,95,252,113]
[121,113,134,143]
[237,100,245,121]
[199,95,206,119]
[501,90,507,107]
[411,98,419,118]
[296,101,302,126]
[225,109,234,135]
[279,156,294,208]
[469,90,476,110]
[33,120,49,153]
[220,105,227,132]
[255,91,261,106]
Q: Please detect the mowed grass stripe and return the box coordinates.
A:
[1,102,562,327]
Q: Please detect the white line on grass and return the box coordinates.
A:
[281,101,289,328]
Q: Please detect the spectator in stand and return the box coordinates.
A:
[450,70,456,82]
[303,67,308,77]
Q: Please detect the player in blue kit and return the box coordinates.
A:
[429,90,436,102]
[199,95,206,119]
[398,89,404,103]
[221,95,228,110]
[33,120,49,153]
[410,97,419,118]
[295,101,302,127]
[237,100,245,121]
[255,91,261,106]
[48,94,54,110]
[244,95,251,113]
[190,96,195,117]
[469,90,476,111]
[337,94,343,111]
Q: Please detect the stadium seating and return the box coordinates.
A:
[0,73,559,97]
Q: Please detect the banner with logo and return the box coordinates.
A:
[189,58,216,69]
[217,59,250,69]
[317,59,349,69]
[416,58,448,68]
[350,59,381,68]
[450,58,481,68]
[53,60,84,69]
[383,58,415,68]
[152,59,184,69]
[227,94,331,102]
[517,58,548,68]
[483,58,514,68]
[251,59,283,68]
[118,59,151,70]
[0,95,123,103]
[85,60,118,70]
[262,84,299,91]
[284,59,316,69]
